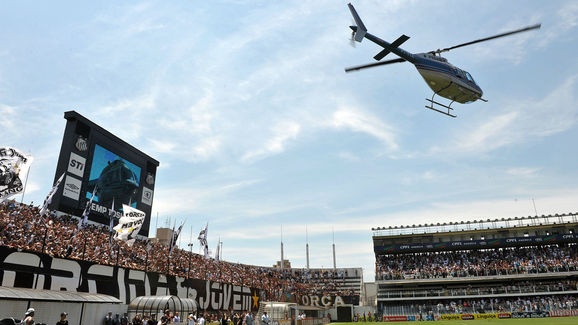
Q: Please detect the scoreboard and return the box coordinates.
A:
[50,111,159,237]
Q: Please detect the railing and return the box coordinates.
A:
[376,264,577,281]
[378,284,578,299]
[381,304,578,316]
[372,212,578,237]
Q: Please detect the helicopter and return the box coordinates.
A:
[346,3,541,117]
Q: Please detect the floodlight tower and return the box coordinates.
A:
[306,225,310,269]
[332,227,336,270]
[281,225,284,271]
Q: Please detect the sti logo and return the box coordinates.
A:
[70,159,84,171]
[67,152,86,178]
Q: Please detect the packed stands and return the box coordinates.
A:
[0,201,359,302]
[376,245,578,280]
[372,214,578,318]
[289,267,363,296]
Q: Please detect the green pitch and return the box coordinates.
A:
[331,318,578,325]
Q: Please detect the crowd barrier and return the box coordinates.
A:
[379,310,578,322]
[434,310,577,320]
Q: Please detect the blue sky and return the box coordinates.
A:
[1,1,577,280]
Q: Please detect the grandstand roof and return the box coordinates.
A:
[372,212,578,237]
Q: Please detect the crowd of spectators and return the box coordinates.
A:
[382,295,578,315]
[376,245,578,280]
[289,268,360,296]
[0,202,359,301]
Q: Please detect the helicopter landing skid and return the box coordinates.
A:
[425,94,456,118]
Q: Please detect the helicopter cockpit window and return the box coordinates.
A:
[465,72,474,82]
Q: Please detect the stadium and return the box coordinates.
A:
[1,111,578,324]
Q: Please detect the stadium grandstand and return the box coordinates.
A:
[372,213,578,320]
[0,200,362,322]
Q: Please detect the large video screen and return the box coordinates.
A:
[86,144,141,209]
[52,111,159,237]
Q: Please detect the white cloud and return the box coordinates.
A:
[329,107,398,151]
[539,2,578,47]
[148,139,177,154]
[241,121,301,162]
[401,170,439,185]
[338,151,361,162]
[190,137,222,162]
[506,167,541,177]
[435,75,578,154]
[0,104,16,130]
[454,111,519,152]
[152,179,259,216]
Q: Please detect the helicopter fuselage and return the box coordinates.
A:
[362,31,483,104]
[413,53,483,104]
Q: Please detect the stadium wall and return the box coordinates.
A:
[0,246,262,311]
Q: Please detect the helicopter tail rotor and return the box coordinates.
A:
[348,3,367,42]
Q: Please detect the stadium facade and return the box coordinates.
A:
[372,213,578,320]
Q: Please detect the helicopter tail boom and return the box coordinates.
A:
[348,3,366,42]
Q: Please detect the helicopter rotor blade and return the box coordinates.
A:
[345,58,406,73]
[429,23,541,55]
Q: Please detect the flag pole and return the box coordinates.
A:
[115,242,121,267]
[77,229,87,288]
[33,173,64,290]
[144,241,150,295]
[20,163,31,204]
[187,234,193,298]
[166,219,175,295]
[33,218,50,290]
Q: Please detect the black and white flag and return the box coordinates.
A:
[169,221,184,255]
[39,173,65,218]
[198,223,210,258]
[77,186,97,231]
[0,147,33,203]
[69,186,97,243]
[113,204,145,246]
